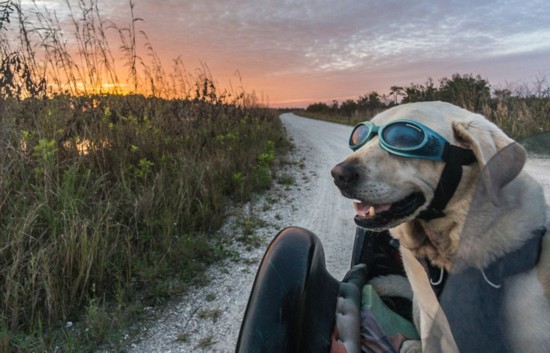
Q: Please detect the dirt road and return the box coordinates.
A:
[119,113,550,353]
[276,113,359,279]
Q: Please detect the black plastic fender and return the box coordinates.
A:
[236,227,339,353]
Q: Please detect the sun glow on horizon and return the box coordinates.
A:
[9,0,550,109]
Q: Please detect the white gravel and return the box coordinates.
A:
[109,113,550,353]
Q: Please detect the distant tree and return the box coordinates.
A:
[401,83,423,103]
[402,78,438,103]
[389,85,404,104]
[330,99,339,113]
[306,102,331,113]
[438,73,490,112]
[357,91,384,111]
[340,99,358,117]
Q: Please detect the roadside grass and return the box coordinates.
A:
[482,94,550,140]
[0,93,287,352]
[0,1,289,351]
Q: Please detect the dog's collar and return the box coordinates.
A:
[418,144,476,221]
[424,226,547,299]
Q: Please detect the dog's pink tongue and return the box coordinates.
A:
[353,201,391,217]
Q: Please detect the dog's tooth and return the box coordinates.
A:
[369,206,376,217]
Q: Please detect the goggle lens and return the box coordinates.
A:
[381,123,425,148]
[350,124,371,147]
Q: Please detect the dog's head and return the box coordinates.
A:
[331,101,526,231]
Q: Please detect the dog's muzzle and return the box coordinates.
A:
[331,160,427,230]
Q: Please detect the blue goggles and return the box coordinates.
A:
[349,119,454,161]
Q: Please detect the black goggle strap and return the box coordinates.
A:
[441,144,477,165]
[419,143,476,221]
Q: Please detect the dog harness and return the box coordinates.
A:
[423,226,546,353]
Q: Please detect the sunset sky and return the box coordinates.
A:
[21,0,550,107]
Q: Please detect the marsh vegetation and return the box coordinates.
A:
[0,1,284,351]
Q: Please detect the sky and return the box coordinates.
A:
[20,0,550,107]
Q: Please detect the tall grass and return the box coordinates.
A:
[483,86,550,139]
[0,0,285,351]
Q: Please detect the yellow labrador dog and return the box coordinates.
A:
[331,101,549,353]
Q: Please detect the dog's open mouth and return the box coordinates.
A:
[353,192,426,229]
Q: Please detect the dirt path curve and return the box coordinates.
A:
[115,113,550,353]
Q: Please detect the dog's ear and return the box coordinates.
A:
[452,118,526,206]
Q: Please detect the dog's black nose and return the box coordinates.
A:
[331,162,359,187]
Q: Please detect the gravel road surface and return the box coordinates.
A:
[115,113,550,353]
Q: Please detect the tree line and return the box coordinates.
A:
[306,73,549,117]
